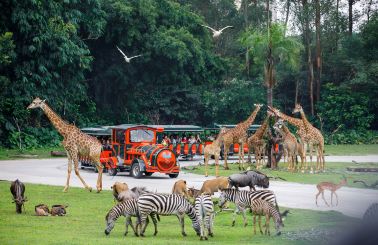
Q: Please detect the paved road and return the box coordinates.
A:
[1,156,378,218]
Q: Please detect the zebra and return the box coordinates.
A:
[104,199,159,236]
[218,188,278,227]
[251,199,283,236]
[195,194,215,240]
[137,193,201,237]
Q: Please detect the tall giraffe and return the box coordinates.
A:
[27,98,103,192]
[267,106,310,172]
[222,104,263,170]
[203,128,227,177]
[292,104,325,172]
[247,114,271,169]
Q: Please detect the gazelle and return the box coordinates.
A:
[315,177,347,207]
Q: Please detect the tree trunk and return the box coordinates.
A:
[367,0,373,22]
[335,0,339,50]
[315,0,322,103]
[295,79,299,105]
[348,0,353,35]
[243,0,250,75]
[284,0,291,36]
[303,0,314,115]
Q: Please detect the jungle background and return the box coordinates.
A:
[0,0,377,149]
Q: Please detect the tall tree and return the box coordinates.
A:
[241,23,303,107]
[315,0,322,102]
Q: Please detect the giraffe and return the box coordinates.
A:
[292,104,325,172]
[27,98,103,192]
[203,128,227,177]
[247,114,271,170]
[222,104,263,170]
[273,119,304,172]
[267,106,310,173]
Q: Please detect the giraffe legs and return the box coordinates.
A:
[72,153,92,192]
[238,142,245,171]
[204,154,209,177]
[93,158,103,193]
[63,152,73,192]
[223,144,230,170]
[215,155,220,177]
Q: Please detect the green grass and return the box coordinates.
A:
[324,144,378,155]
[0,146,65,160]
[0,181,355,245]
[185,161,378,189]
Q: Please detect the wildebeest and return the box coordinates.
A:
[111,182,129,202]
[188,187,201,199]
[35,204,49,216]
[10,179,27,213]
[228,170,269,191]
[172,180,189,199]
[50,205,68,216]
[199,177,230,195]
[118,186,149,202]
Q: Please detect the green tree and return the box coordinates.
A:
[240,23,303,106]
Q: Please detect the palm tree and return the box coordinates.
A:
[241,23,303,106]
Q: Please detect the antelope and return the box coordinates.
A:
[315,177,347,207]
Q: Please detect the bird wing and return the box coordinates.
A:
[116,46,128,58]
[201,24,216,32]
[129,54,142,60]
[219,26,233,32]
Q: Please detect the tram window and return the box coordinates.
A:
[130,129,154,142]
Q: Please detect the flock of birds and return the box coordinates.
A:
[116,24,233,64]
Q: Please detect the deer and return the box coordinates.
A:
[315,176,347,207]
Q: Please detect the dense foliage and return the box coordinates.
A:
[0,0,377,148]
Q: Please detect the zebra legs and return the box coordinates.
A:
[125,215,139,237]
[265,214,271,236]
[177,214,187,236]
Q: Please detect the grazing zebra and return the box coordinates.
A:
[218,188,278,227]
[195,194,215,240]
[104,199,159,236]
[251,199,283,236]
[138,193,201,237]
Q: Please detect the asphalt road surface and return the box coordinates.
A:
[1,156,378,218]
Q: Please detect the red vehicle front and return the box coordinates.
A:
[101,125,179,178]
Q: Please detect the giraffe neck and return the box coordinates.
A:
[41,104,71,136]
[212,132,224,146]
[277,112,302,129]
[299,110,312,132]
[241,107,261,131]
[254,115,270,138]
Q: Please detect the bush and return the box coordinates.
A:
[325,130,378,144]
[8,127,62,150]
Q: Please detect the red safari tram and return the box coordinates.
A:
[103,124,179,178]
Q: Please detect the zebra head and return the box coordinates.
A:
[275,216,284,236]
[218,189,234,208]
[104,211,116,236]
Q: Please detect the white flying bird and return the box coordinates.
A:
[201,25,233,38]
[116,46,142,63]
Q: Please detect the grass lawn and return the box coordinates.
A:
[0,181,355,245]
[0,146,65,160]
[324,144,378,156]
[184,161,378,189]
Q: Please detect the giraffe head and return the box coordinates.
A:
[292,104,303,114]
[27,97,46,110]
[273,119,285,132]
[254,103,263,109]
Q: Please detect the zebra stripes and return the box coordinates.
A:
[195,194,215,240]
[137,193,201,237]
[251,199,283,236]
[219,188,278,227]
[104,199,158,236]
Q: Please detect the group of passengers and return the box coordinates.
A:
[100,138,112,150]
[161,134,202,146]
